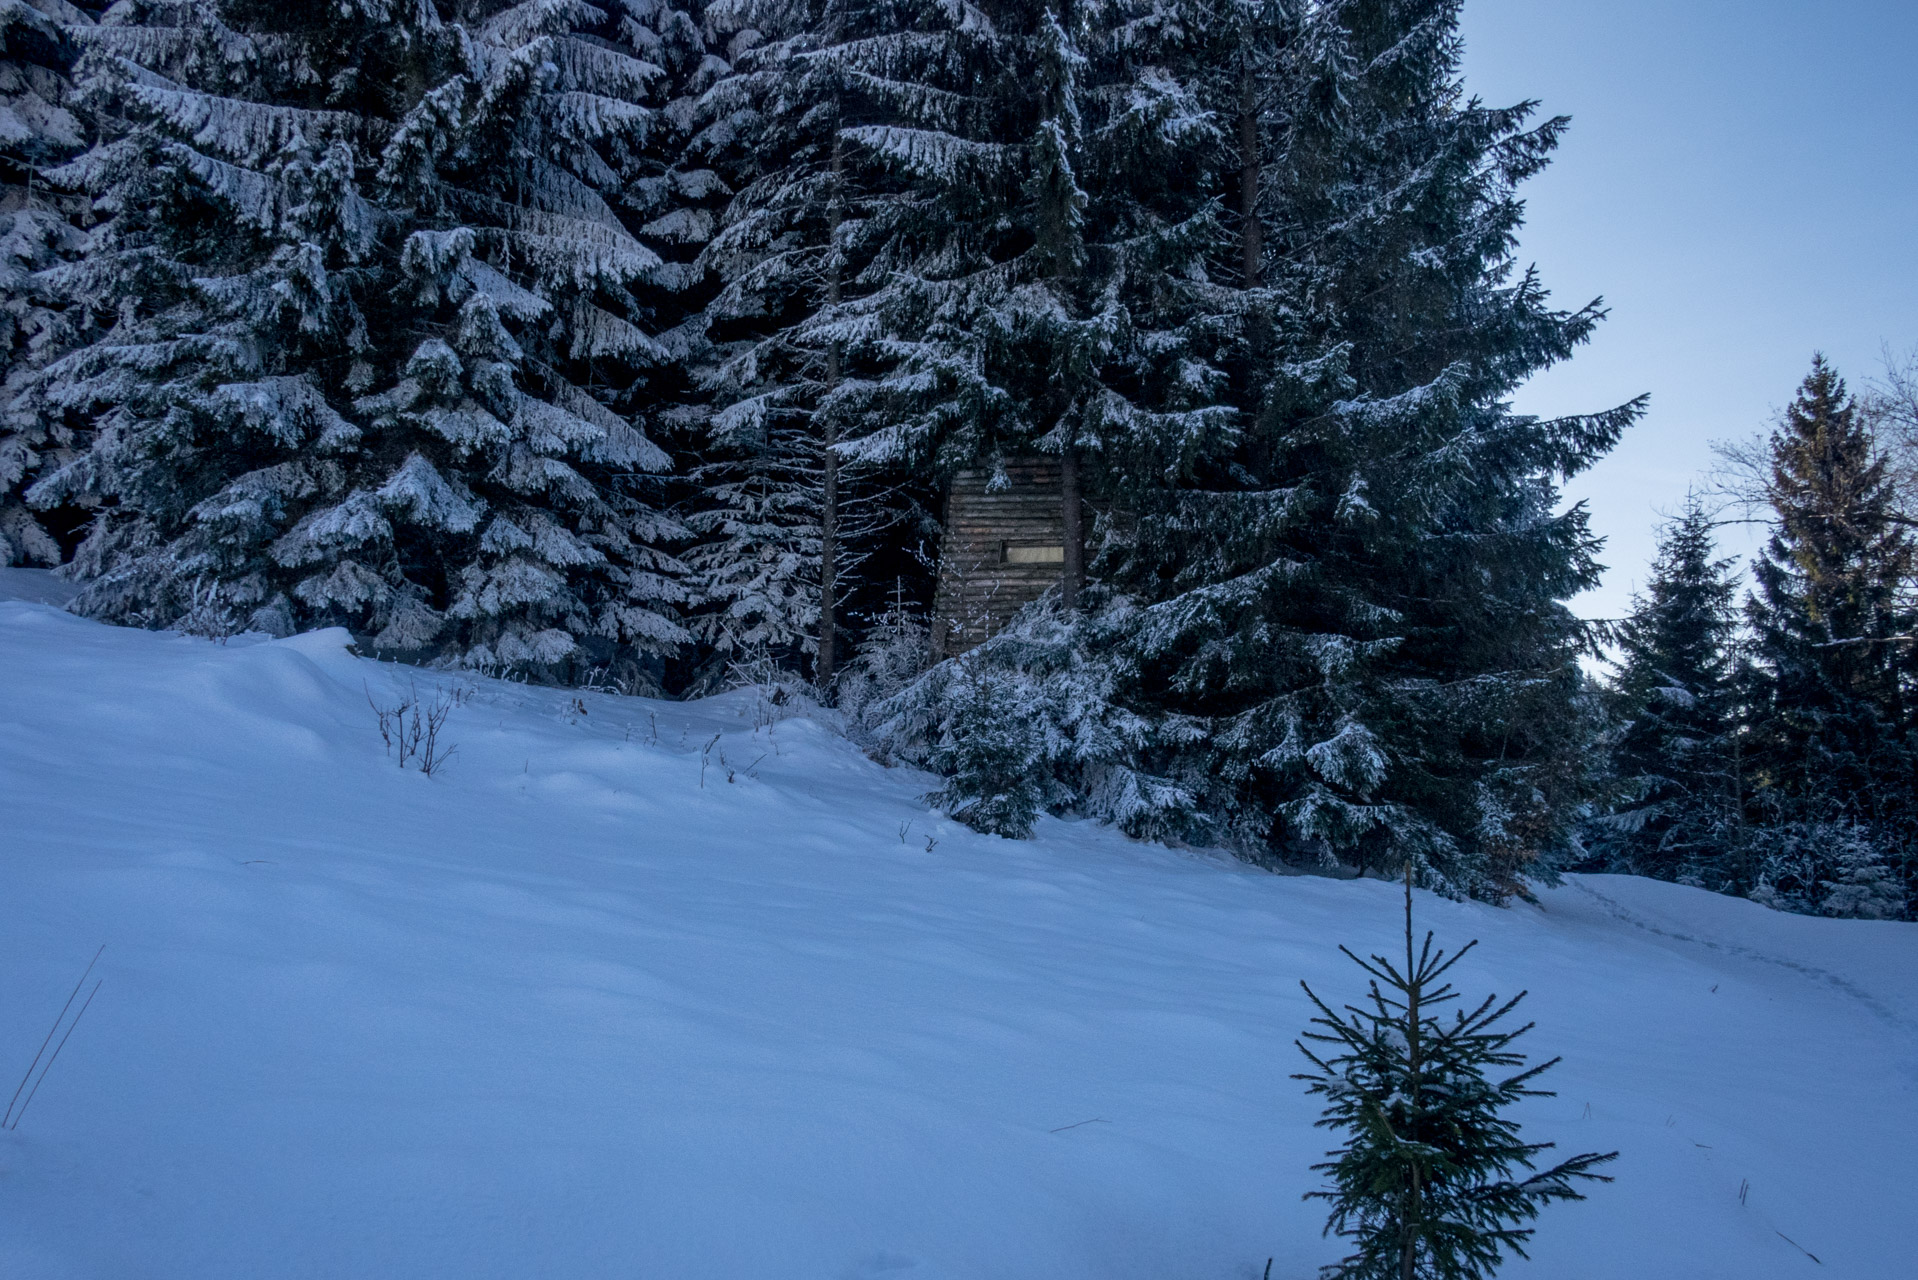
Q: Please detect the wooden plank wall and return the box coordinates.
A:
[930,458,1065,658]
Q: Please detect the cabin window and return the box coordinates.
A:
[1004,543,1066,565]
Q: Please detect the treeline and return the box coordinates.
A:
[15,0,1818,912]
[1588,355,1918,921]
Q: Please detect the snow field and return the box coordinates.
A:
[1,577,1914,1278]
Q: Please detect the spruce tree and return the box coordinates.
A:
[16,0,700,684]
[0,0,101,566]
[1178,0,1304,389]
[869,597,1196,840]
[695,0,1235,700]
[1589,495,1742,886]
[861,2,1633,885]
[813,0,1232,589]
[1295,866,1616,1279]
[1095,0,1638,898]
[1743,356,1917,917]
[830,1,1261,834]
[691,0,906,684]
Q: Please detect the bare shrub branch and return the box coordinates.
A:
[367,681,459,776]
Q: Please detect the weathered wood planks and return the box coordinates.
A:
[930,458,1066,658]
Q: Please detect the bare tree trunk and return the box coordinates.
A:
[1401,859,1423,1280]
[819,385,839,683]
[1061,447,1084,610]
[817,131,845,685]
[1239,65,1261,288]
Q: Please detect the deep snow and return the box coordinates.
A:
[1,573,1914,1279]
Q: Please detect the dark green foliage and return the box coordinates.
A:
[1740,356,1917,916]
[1579,356,1918,920]
[1090,0,1635,898]
[1747,358,1916,790]
[843,0,1635,900]
[691,0,929,683]
[1587,496,1743,884]
[15,0,706,682]
[815,1,1232,493]
[871,597,1200,841]
[912,658,1057,839]
[1295,873,1616,1278]
[0,0,103,567]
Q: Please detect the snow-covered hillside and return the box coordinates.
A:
[2,574,1914,1280]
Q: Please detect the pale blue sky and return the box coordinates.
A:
[1458,0,1918,621]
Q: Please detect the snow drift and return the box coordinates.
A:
[1,573,1913,1279]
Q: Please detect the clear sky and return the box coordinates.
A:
[1456,0,1918,623]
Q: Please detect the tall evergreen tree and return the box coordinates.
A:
[0,0,101,566]
[866,1,1634,895]
[816,0,1232,597]
[825,0,1277,838]
[694,0,1233,695]
[690,0,905,683]
[1589,495,1742,886]
[1093,0,1634,897]
[1743,355,1917,916]
[18,0,702,684]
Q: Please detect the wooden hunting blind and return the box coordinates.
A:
[930,457,1070,658]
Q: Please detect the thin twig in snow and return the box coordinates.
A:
[1775,1231,1822,1265]
[1048,1117,1109,1134]
[4,945,103,1128]
[10,977,103,1130]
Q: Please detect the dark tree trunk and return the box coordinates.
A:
[817,131,845,685]
[1401,860,1423,1280]
[1239,65,1261,288]
[1061,447,1084,610]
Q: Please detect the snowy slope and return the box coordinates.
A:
[1,577,1913,1280]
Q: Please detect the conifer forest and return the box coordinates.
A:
[5,5,1918,1278]
[2,0,1914,921]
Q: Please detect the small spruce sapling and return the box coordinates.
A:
[1294,865,1616,1279]
[917,662,1051,839]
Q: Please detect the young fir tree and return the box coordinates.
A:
[1743,356,1916,918]
[1589,495,1742,886]
[16,0,697,684]
[1094,0,1636,898]
[1295,866,1616,1279]
[0,0,101,566]
[871,595,1193,840]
